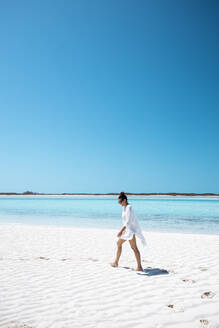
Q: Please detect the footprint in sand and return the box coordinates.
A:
[61,258,71,261]
[201,291,215,299]
[88,257,99,262]
[19,258,31,261]
[200,319,209,326]
[167,304,184,312]
[199,267,208,272]
[38,256,50,260]
[182,278,196,284]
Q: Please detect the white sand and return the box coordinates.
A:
[0,224,219,328]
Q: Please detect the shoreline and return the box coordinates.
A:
[1,221,219,238]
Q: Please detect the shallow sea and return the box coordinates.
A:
[0,195,219,235]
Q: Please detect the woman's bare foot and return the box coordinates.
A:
[110,262,118,267]
[132,267,143,272]
[137,267,143,272]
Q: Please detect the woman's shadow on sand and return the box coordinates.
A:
[122,266,169,276]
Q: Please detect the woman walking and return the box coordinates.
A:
[111,192,146,271]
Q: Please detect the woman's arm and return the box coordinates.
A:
[117,206,132,237]
[124,205,132,227]
[117,226,126,238]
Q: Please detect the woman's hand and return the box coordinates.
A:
[117,227,126,238]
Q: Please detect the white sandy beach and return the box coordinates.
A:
[0,224,219,328]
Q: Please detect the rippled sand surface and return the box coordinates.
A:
[0,224,219,328]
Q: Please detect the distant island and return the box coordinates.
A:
[0,191,219,196]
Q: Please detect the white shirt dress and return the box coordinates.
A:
[121,204,147,247]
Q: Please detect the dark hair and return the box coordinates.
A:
[118,191,129,204]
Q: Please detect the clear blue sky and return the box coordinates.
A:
[0,0,218,193]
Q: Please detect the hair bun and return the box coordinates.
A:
[118,191,128,203]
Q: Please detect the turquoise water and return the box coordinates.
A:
[0,196,219,235]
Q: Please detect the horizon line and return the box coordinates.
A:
[0,191,219,197]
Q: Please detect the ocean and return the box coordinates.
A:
[0,195,219,235]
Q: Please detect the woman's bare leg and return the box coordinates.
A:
[129,235,143,271]
[110,238,126,267]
